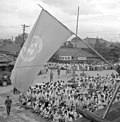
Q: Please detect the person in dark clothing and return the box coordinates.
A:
[57,68,60,76]
[50,70,53,82]
[5,96,12,117]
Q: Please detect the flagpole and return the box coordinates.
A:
[76,6,79,39]
[73,6,79,82]
[38,4,44,10]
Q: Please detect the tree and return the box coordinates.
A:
[2,39,13,44]
[94,38,102,53]
[100,47,110,60]
[14,33,28,46]
[93,38,111,60]
[101,42,107,49]
[67,41,74,48]
[109,44,119,63]
[62,42,67,47]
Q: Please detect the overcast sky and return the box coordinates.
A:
[0,0,120,42]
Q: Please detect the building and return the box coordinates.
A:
[70,37,111,49]
[0,43,21,71]
[0,53,12,72]
[0,43,21,60]
[71,37,88,48]
[0,43,21,55]
[83,37,111,48]
[52,47,98,63]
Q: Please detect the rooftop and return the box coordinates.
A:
[0,43,21,54]
[56,47,96,58]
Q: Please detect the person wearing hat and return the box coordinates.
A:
[5,96,12,117]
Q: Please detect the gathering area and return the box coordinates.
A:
[18,62,120,122]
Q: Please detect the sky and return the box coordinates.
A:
[0,0,120,42]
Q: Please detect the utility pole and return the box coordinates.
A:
[21,24,30,47]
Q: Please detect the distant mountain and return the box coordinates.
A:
[70,37,112,48]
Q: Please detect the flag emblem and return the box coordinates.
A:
[20,36,42,62]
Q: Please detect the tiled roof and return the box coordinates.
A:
[0,43,21,54]
[71,37,88,48]
[56,47,96,58]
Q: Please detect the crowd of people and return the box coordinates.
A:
[19,70,120,122]
[38,62,116,78]
[43,62,118,72]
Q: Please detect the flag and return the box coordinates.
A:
[11,9,73,93]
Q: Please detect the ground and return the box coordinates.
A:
[0,69,118,122]
[0,85,48,122]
